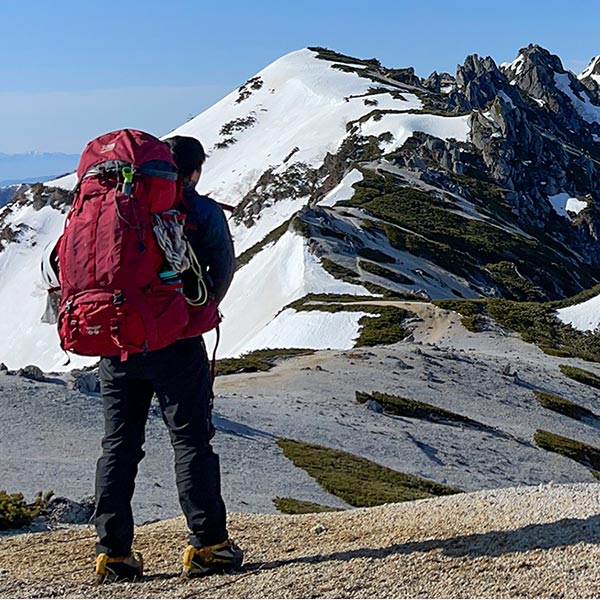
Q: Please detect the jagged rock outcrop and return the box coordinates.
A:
[455,54,515,110]
[422,71,456,94]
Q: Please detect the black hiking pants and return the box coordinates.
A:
[94,336,228,557]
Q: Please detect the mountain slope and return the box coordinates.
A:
[4,44,600,369]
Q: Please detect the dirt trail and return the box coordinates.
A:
[315,300,462,344]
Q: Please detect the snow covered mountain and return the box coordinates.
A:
[5,44,600,370]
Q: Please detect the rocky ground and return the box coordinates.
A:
[1,483,600,598]
[2,302,600,596]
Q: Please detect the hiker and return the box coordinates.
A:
[72,133,241,582]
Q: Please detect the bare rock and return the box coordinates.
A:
[68,369,100,394]
[43,496,95,525]
[366,399,383,414]
[16,365,45,381]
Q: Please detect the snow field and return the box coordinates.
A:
[210,231,370,358]
[556,294,600,333]
[0,203,94,371]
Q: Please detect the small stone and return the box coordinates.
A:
[312,524,327,534]
[502,363,514,377]
[69,370,99,394]
[16,365,45,381]
[396,358,414,370]
[43,496,95,525]
[366,399,383,413]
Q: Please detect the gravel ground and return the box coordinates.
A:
[2,302,600,526]
[1,483,600,598]
[3,304,600,596]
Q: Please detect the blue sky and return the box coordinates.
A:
[1,0,599,153]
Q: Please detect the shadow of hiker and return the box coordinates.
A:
[241,514,600,573]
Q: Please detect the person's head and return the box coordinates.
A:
[164,136,206,184]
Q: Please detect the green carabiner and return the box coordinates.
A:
[122,166,134,195]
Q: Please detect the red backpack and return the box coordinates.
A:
[57,129,191,360]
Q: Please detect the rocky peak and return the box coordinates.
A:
[423,71,456,93]
[503,44,564,78]
[498,45,600,143]
[455,54,510,110]
[579,56,600,97]
[501,45,566,99]
[579,55,600,82]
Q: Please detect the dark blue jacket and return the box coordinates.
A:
[183,187,235,304]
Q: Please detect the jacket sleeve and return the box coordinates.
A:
[188,195,236,304]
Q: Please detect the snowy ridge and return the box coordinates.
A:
[165,49,426,206]
[27,47,476,371]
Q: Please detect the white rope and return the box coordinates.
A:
[152,210,191,273]
[152,210,209,306]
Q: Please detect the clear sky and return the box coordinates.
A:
[1,0,599,153]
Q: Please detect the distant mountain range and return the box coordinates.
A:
[0,152,79,186]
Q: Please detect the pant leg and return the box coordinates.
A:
[95,357,154,556]
[152,337,228,548]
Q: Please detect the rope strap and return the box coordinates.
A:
[153,210,209,306]
[153,211,191,273]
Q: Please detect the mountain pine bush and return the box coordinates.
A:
[0,490,52,530]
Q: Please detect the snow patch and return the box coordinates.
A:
[319,169,363,207]
[548,193,588,219]
[230,196,307,256]
[45,172,77,190]
[211,231,370,358]
[554,73,600,125]
[502,53,526,79]
[556,294,600,333]
[358,112,470,152]
[241,308,368,352]
[498,91,515,108]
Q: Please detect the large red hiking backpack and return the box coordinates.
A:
[57,129,191,360]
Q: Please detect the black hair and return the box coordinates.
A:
[164,135,206,177]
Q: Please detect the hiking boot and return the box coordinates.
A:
[181,539,243,578]
[95,551,143,583]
